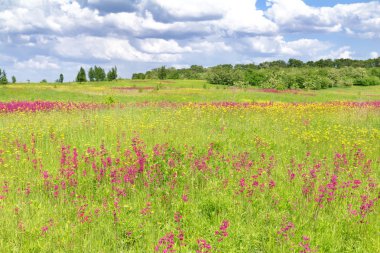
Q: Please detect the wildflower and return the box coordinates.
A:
[197,239,212,253]
[277,222,295,239]
[299,236,313,253]
[140,202,152,215]
[269,180,276,189]
[174,212,182,223]
[155,232,175,253]
[352,180,361,189]
[41,226,49,236]
[215,220,230,242]
[182,194,188,202]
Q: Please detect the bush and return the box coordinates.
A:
[206,66,241,86]
[354,76,380,86]
[244,70,267,86]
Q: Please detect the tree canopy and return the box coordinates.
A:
[0,68,8,84]
[107,66,118,81]
[131,57,380,90]
[76,67,87,83]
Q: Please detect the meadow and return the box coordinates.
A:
[0,81,379,252]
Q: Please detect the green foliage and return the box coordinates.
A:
[107,66,118,81]
[133,65,206,80]
[11,75,16,84]
[55,73,64,83]
[369,68,380,78]
[354,76,380,86]
[132,73,146,80]
[76,67,87,83]
[206,65,242,85]
[105,96,115,104]
[166,67,180,79]
[288,58,304,68]
[88,67,95,82]
[40,79,47,83]
[158,66,167,80]
[87,66,107,82]
[0,68,8,84]
[134,57,380,90]
[244,69,267,86]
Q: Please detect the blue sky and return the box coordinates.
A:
[0,0,379,82]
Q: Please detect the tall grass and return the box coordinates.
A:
[0,101,379,252]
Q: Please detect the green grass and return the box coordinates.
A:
[0,81,379,252]
[1,80,380,103]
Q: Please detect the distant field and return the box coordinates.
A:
[0,81,379,252]
[1,79,380,103]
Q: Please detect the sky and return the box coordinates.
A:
[0,0,379,82]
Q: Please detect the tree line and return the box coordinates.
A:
[0,66,117,84]
[132,58,380,90]
[76,66,118,83]
[2,57,380,89]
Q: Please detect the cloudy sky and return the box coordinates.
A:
[0,0,379,82]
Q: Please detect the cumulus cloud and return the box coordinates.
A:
[320,46,355,60]
[0,1,102,34]
[266,0,380,36]
[187,40,232,53]
[14,55,60,70]
[54,35,182,62]
[0,0,379,81]
[137,39,192,54]
[242,36,331,58]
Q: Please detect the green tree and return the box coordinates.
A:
[76,67,87,83]
[59,73,64,83]
[245,69,267,86]
[88,67,95,82]
[158,66,167,80]
[0,69,8,84]
[11,76,16,84]
[107,66,118,81]
[206,65,241,85]
[288,58,304,68]
[94,66,106,81]
[132,73,146,79]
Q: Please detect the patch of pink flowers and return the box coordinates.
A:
[196,239,212,253]
[215,220,230,242]
[155,232,176,253]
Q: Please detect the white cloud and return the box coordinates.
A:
[0,0,379,82]
[138,39,192,54]
[145,0,224,20]
[370,52,379,59]
[104,11,218,38]
[14,56,60,70]
[266,0,380,36]
[0,1,102,33]
[243,36,331,58]
[187,40,232,53]
[321,46,355,59]
[54,35,182,62]
[141,0,277,34]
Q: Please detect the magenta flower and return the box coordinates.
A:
[215,220,230,242]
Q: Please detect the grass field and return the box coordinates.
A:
[1,80,380,103]
[0,81,379,252]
